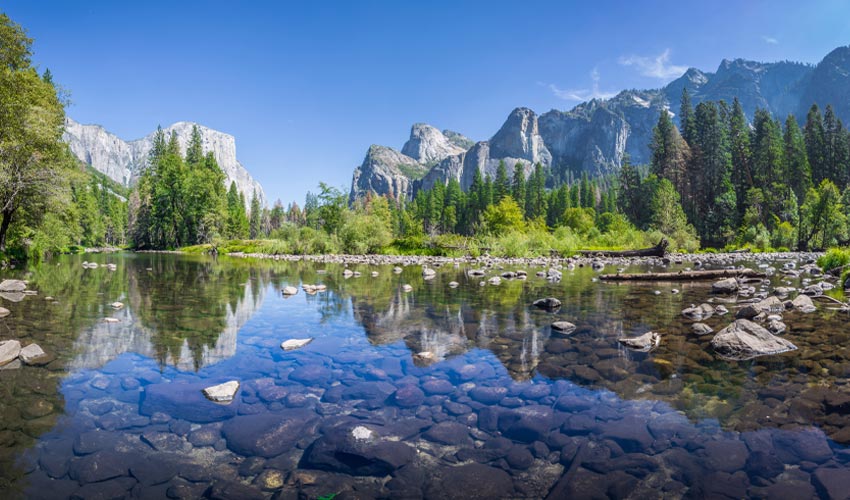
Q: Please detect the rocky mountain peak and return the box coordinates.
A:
[489,108,552,166]
[63,118,266,208]
[401,123,467,165]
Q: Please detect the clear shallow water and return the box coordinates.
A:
[0,253,849,498]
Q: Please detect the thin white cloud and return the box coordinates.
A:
[543,67,617,102]
[762,35,779,45]
[618,49,688,80]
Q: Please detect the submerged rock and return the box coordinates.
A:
[300,423,415,476]
[617,331,660,352]
[710,319,797,360]
[551,321,576,334]
[141,382,239,423]
[691,323,713,335]
[282,286,298,296]
[281,338,313,351]
[533,297,561,311]
[682,304,714,321]
[0,340,22,366]
[224,410,319,458]
[202,380,240,403]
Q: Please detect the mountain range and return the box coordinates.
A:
[350,45,850,201]
[63,118,266,207]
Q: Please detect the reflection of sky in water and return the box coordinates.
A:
[1,253,848,498]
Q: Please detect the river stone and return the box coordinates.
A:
[498,405,555,443]
[791,294,817,313]
[222,410,319,458]
[425,463,513,500]
[71,477,137,500]
[68,451,130,483]
[141,382,239,423]
[0,307,9,318]
[402,284,413,292]
[111,301,124,309]
[280,338,313,350]
[289,364,331,385]
[282,286,298,296]
[773,429,833,463]
[710,319,797,360]
[393,385,425,408]
[0,279,26,292]
[533,297,561,311]
[767,320,787,335]
[422,379,454,395]
[469,386,508,405]
[813,467,850,500]
[300,423,416,476]
[703,440,748,472]
[691,323,713,335]
[19,343,48,365]
[712,278,738,294]
[551,321,576,334]
[617,331,660,352]
[202,380,240,403]
[0,340,21,366]
[423,421,473,445]
[682,303,714,321]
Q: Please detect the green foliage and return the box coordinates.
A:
[817,248,850,273]
[481,196,525,235]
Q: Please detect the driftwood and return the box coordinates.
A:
[600,268,767,281]
[578,238,669,258]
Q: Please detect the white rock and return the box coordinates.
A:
[402,284,413,292]
[103,317,120,323]
[282,286,298,296]
[0,340,22,366]
[448,281,459,288]
[111,301,124,309]
[0,279,26,292]
[19,343,48,365]
[0,307,9,318]
[202,380,240,403]
[281,338,313,351]
[351,425,374,441]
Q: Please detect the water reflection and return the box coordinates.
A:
[0,253,848,498]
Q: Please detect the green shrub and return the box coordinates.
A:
[817,248,850,272]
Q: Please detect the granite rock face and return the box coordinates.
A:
[351,46,850,202]
[63,118,265,208]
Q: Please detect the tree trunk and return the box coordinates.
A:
[578,238,669,258]
[600,268,767,281]
[0,209,13,253]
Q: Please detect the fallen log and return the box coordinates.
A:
[578,238,669,258]
[600,268,767,281]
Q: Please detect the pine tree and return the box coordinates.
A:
[824,105,850,187]
[650,110,690,198]
[511,163,526,214]
[691,101,736,244]
[617,157,643,226]
[784,115,812,205]
[680,88,696,145]
[805,104,827,185]
[249,190,262,238]
[729,98,752,214]
[186,125,204,166]
[494,160,510,202]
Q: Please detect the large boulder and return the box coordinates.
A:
[300,423,415,476]
[223,410,319,458]
[791,294,817,313]
[710,319,797,360]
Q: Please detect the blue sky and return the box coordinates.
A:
[5,0,850,204]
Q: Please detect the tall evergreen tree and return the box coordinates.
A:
[680,88,697,145]
[728,98,752,215]
[823,105,850,187]
[691,101,736,244]
[805,104,827,185]
[784,114,812,205]
[494,160,510,202]
[511,163,526,214]
[650,110,690,198]
[249,190,262,238]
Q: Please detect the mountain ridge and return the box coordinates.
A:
[351,45,850,202]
